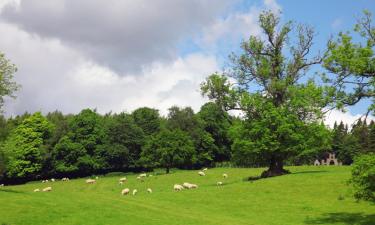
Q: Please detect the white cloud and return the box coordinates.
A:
[263,0,281,13]
[200,6,261,48]
[1,18,218,116]
[324,109,375,129]
[0,0,289,117]
[1,0,231,73]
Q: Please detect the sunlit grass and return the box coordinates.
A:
[0,166,374,225]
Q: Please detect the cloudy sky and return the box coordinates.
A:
[0,0,374,127]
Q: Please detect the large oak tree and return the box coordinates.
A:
[201,11,332,177]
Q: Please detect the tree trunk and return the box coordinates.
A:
[166,167,170,174]
[261,156,290,178]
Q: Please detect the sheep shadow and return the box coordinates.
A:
[304,213,375,225]
[0,189,25,194]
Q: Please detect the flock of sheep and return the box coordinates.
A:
[33,177,70,192]
[119,168,228,196]
[22,168,229,195]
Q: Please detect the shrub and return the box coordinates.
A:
[350,153,375,201]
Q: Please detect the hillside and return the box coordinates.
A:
[0,166,374,225]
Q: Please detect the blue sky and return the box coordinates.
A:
[0,0,374,126]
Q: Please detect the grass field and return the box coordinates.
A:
[0,166,374,225]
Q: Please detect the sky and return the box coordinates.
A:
[0,0,374,127]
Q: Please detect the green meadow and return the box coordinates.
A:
[0,166,374,225]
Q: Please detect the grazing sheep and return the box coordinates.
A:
[149,175,153,177]
[42,180,45,183]
[62,177,69,181]
[147,188,152,193]
[173,184,184,191]
[223,173,228,179]
[42,187,52,192]
[33,188,40,192]
[121,188,130,195]
[190,184,198,189]
[132,189,138,195]
[183,183,198,189]
[139,173,147,178]
[119,181,124,185]
[119,177,127,182]
[202,168,208,171]
[51,178,55,182]
[95,176,99,180]
[217,181,223,186]
[86,179,96,184]
[0,184,4,187]
[183,182,191,189]
[45,179,49,183]
[198,171,206,176]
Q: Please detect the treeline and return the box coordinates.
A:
[0,103,235,183]
[1,101,373,184]
[332,119,375,165]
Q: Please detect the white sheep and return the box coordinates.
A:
[119,177,127,182]
[223,173,228,179]
[173,184,184,191]
[0,184,4,187]
[182,182,191,189]
[119,181,124,185]
[121,188,130,195]
[95,176,99,180]
[45,179,49,183]
[202,168,208,171]
[217,181,223,186]
[62,177,69,181]
[190,184,198,189]
[149,175,153,177]
[132,189,138,195]
[86,179,96,184]
[147,188,152,193]
[139,173,147,178]
[51,178,55,182]
[42,187,52,192]
[33,188,40,192]
[198,171,206,176]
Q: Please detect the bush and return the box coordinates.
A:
[350,153,375,201]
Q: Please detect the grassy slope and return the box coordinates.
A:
[0,166,374,225]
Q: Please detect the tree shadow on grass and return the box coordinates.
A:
[305,213,375,225]
[0,189,25,194]
[292,170,328,175]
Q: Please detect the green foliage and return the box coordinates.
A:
[167,106,217,167]
[104,112,145,170]
[132,107,161,136]
[323,10,375,112]
[51,109,105,176]
[198,102,232,162]
[2,112,53,179]
[331,119,375,165]
[0,52,19,112]
[350,153,375,201]
[141,129,195,173]
[0,148,5,179]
